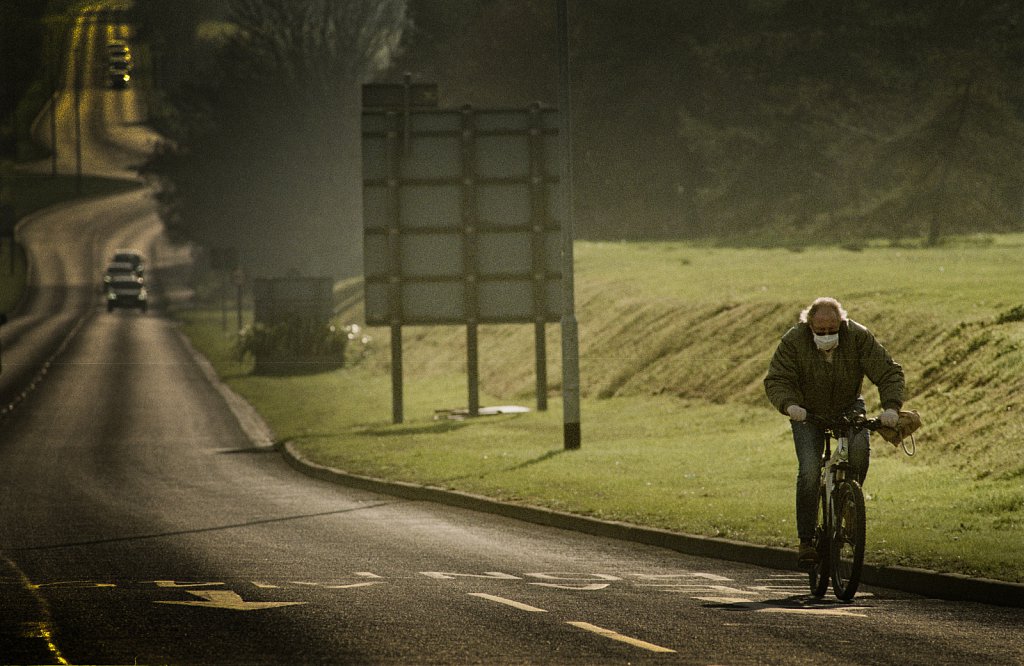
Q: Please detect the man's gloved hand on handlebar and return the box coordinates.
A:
[879,408,899,428]
[786,405,807,422]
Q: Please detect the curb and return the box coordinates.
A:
[281,441,1024,608]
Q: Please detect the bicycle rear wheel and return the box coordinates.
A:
[830,481,866,600]
[808,484,830,597]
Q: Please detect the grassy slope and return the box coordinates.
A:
[181,235,1024,582]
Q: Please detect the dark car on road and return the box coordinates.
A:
[103,261,138,290]
[108,61,131,89]
[106,275,148,313]
[111,249,145,276]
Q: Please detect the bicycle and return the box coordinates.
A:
[804,412,880,601]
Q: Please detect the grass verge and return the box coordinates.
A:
[177,231,1024,584]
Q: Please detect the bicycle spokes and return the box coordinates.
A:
[808,485,830,597]
[830,482,866,600]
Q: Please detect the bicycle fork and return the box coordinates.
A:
[823,435,851,537]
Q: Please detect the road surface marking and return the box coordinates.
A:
[2,554,70,665]
[291,581,382,589]
[154,580,224,588]
[155,590,306,611]
[420,571,522,580]
[529,583,611,590]
[695,597,868,617]
[630,572,732,582]
[566,621,676,653]
[468,593,548,612]
[651,584,749,594]
[29,581,116,589]
[525,573,621,581]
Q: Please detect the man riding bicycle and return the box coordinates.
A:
[764,297,905,566]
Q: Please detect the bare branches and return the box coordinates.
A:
[226,0,406,102]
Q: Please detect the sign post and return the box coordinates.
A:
[557,0,581,449]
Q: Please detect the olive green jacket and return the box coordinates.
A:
[764,319,904,418]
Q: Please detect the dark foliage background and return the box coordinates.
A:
[135,0,405,278]
[128,0,1024,278]
[392,0,1024,245]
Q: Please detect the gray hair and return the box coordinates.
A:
[799,297,848,324]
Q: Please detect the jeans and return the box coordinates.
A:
[792,420,870,541]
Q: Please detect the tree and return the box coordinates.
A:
[0,0,47,160]
[393,0,1024,243]
[141,0,407,278]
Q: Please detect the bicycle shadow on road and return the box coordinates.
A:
[699,593,871,617]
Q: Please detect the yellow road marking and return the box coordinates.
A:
[468,593,548,612]
[2,554,70,665]
[154,580,224,588]
[155,589,305,611]
[566,621,676,653]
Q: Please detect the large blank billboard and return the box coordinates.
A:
[362,107,563,326]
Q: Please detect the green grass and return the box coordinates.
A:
[177,234,1024,584]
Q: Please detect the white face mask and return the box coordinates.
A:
[813,332,839,351]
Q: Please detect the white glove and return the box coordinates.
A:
[786,405,807,422]
[880,408,899,428]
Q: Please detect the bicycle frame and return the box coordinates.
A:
[807,413,878,600]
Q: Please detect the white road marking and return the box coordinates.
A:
[420,571,521,580]
[28,581,115,589]
[529,583,611,590]
[652,584,750,594]
[290,581,382,589]
[566,621,676,653]
[525,573,621,581]
[468,592,548,612]
[630,572,733,582]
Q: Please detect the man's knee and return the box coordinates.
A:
[849,429,871,481]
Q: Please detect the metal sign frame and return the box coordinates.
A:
[362,102,562,422]
[362,105,562,326]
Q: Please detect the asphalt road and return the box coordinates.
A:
[1,6,1022,665]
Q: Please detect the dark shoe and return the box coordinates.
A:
[798,540,818,566]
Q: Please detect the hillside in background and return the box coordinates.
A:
[389,0,1024,244]
[335,235,1024,481]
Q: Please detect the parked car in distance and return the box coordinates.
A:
[103,261,138,286]
[105,275,148,313]
[108,61,131,89]
[111,249,145,275]
[107,40,130,55]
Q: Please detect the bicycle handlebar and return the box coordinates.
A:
[804,412,916,456]
[804,412,882,434]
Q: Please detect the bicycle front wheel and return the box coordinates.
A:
[830,481,866,600]
[809,483,830,597]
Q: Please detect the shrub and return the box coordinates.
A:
[235,317,347,374]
